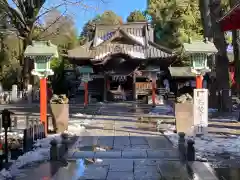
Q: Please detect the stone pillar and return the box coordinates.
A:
[27,84,32,104]
[132,72,136,101]
[11,84,18,103]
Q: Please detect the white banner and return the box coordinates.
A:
[193,89,208,135]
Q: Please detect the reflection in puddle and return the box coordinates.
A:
[53,158,95,180]
[73,159,85,180]
[214,168,240,180]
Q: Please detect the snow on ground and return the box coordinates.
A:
[164,125,240,161]
[0,134,62,179]
[0,131,24,139]
[0,117,89,179]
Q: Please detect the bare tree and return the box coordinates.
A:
[0,0,105,88]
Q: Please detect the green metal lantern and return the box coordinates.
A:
[190,53,208,70]
[183,40,217,73]
[77,65,93,82]
[24,41,58,77]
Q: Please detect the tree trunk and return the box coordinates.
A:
[199,0,219,109]
[21,39,29,90]
[210,0,232,112]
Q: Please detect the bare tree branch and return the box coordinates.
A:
[33,8,68,40]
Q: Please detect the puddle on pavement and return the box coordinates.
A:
[52,158,101,180]
[14,158,97,180]
[78,145,112,151]
[214,168,240,180]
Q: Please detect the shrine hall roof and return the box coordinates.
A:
[67,22,175,60]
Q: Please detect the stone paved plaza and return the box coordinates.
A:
[52,104,217,180]
[14,103,218,180]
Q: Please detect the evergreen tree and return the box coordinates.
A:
[127,10,146,22]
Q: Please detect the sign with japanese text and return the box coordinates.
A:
[193,89,208,136]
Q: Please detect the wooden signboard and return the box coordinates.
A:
[136,82,152,94]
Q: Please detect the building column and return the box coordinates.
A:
[132,72,136,101]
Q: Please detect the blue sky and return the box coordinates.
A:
[8,0,146,34]
[56,0,147,34]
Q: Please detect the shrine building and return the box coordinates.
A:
[66,22,176,102]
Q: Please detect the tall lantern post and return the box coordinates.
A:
[24,41,58,135]
[183,40,217,136]
[141,65,160,106]
[77,66,93,107]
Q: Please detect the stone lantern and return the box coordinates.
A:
[24,41,58,134]
[77,65,93,106]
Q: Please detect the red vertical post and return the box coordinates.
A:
[84,82,88,106]
[40,78,47,135]
[196,75,203,89]
[151,78,156,106]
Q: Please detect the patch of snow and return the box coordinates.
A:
[72,113,93,118]
[0,132,24,139]
[0,134,69,179]
[67,124,86,136]
[209,118,238,123]
[164,126,240,160]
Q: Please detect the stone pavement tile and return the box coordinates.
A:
[113,144,131,150]
[123,144,150,150]
[146,136,174,149]
[157,161,189,179]
[134,166,161,180]
[71,151,95,159]
[94,151,122,158]
[188,162,218,180]
[97,136,114,148]
[147,150,179,159]
[106,171,134,180]
[114,136,131,148]
[122,150,147,158]
[78,136,98,146]
[100,159,134,172]
[129,136,148,145]
[78,165,109,180]
[134,159,161,167]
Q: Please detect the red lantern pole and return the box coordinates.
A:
[40,78,47,135]
[196,75,203,89]
[151,77,156,106]
[84,82,88,106]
